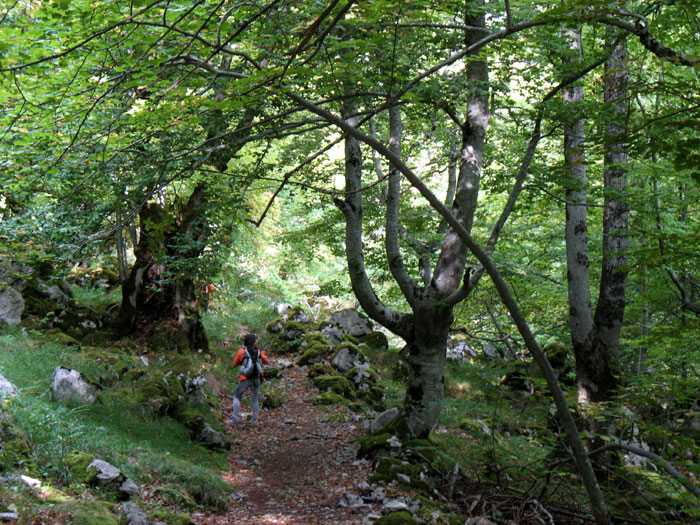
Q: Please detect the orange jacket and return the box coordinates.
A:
[233,347,269,381]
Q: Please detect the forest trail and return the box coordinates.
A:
[200,365,373,524]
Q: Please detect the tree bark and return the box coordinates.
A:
[593,36,629,363]
[117,183,209,351]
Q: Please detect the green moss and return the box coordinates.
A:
[151,509,196,525]
[375,511,418,524]
[543,342,569,370]
[307,362,337,379]
[342,333,360,345]
[297,344,330,366]
[154,486,198,509]
[80,331,115,346]
[309,392,350,406]
[64,451,98,484]
[0,417,32,471]
[132,370,185,414]
[304,331,330,345]
[313,374,355,397]
[52,500,119,525]
[370,456,431,492]
[47,330,80,347]
[170,400,205,434]
[354,433,393,459]
[414,495,461,524]
[346,366,379,385]
[357,331,389,351]
[260,384,286,408]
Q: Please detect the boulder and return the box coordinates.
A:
[446,340,477,360]
[51,366,100,405]
[121,502,150,525]
[320,323,343,345]
[119,478,140,500]
[88,459,123,489]
[329,309,374,337]
[195,423,231,450]
[331,344,369,375]
[0,374,17,398]
[0,288,24,326]
[371,407,399,434]
[271,302,293,315]
[0,260,29,326]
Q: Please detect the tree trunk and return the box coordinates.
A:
[588,36,629,399]
[117,183,209,351]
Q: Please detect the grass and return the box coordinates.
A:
[0,325,232,513]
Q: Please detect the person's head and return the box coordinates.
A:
[244,333,258,348]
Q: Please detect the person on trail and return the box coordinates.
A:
[231,333,269,426]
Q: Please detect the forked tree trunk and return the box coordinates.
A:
[117,183,209,351]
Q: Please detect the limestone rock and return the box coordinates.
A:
[88,459,123,488]
[329,309,374,337]
[332,345,369,375]
[195,423,231,450]
[51,366,99,404]
[0,288,24,326]
[119,478,140,500]
[371,407,399,434]
[447,340,477,360]
[320,323,343,345]
[0,373,17,398]
[121,502,150,525]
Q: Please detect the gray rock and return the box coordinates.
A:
[320,323,343,345]
[195,423,230,449]
[482,343,501,359]
[447,340,477,360]
[329,309,374,337]
[332,346,369,375]
[51,366,99,404]
[272,302,293,315]
[370,407,399,433]
[0,373,17,398]
[121,502,150,525]
[119,478,140,500]
[464,518,497,525]
[88,459,123,488]
[0,288,24,326]
[382,500,410,513]
[338,493,363,508]
[0,513,19,522]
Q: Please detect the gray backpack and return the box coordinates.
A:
[240,347,263,379]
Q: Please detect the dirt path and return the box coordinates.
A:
[200,365,373,524]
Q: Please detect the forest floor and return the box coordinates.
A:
[199,364,374,525]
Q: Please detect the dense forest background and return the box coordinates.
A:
[1,1,699,523]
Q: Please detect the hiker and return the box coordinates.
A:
[231,333,269,425]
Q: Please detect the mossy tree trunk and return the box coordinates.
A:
[117,183,209,351]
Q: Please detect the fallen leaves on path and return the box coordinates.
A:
[199,365,373,524]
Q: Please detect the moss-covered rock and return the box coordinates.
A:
[543,342,569,370]
[80,331,115,346]
[309,392,351,407]
[307,362,337,379]
[413,494,462,524]
[297,343,331,366]
[170,399,205,434]
[131,370,185,414]
[150,509,196,525]
[313,374,355,398]
[357,331,389,351]
[154,486,198,509]
[375,511,419,524]
[47,329,80,347]
[52,500,119,525]
[0,416,33,472]
[356,385,387,409]
[355,433,393,459]
[346,365,379,387]
[370,456,431,492]
[260,384,286,408]
[64,451,98,484]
